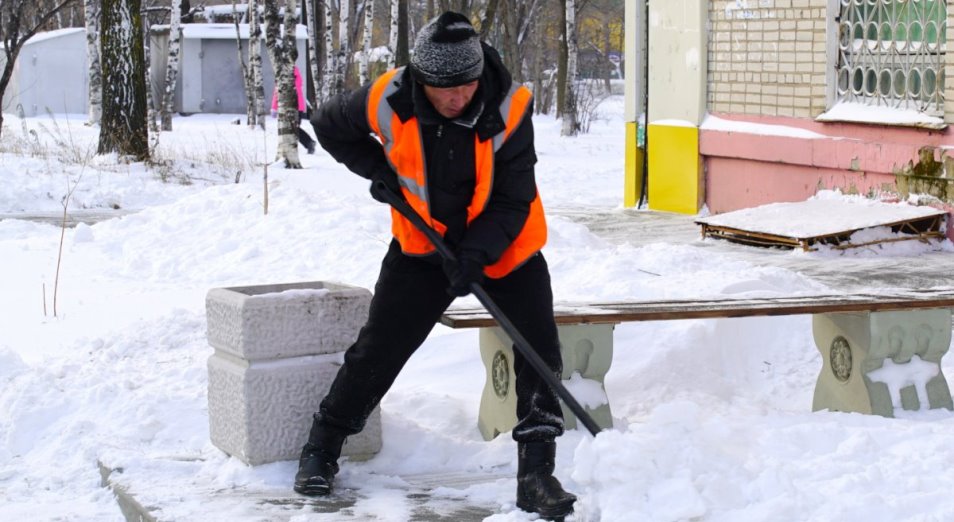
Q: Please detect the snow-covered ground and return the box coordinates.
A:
[2,96,954,521]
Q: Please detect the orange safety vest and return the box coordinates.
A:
[366,67,547,279]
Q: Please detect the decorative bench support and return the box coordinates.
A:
[443,291,954,439]
[813,309,954,416]
[205,281,379,466]
[477,324,616,440]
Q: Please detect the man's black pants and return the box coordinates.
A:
[317,241,565,442]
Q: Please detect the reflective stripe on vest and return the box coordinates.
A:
[367,67,546,279]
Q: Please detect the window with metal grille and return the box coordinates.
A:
[835,0,946,116]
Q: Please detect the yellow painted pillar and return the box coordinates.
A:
[646,0,707,214]
[647,122,703,214]
[623,0,646,208]
[624,122,643,207]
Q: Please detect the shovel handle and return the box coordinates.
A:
[370,180,603,437]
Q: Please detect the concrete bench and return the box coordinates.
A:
[440,289,954,440]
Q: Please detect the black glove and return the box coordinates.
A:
[370,168,401,203]
[443,253,486,297]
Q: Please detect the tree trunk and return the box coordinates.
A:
[263,0,302,168]
[84,0,103,125]
[602,21,611,91]
[478,0,498,40]
[501,0,520,83]
[358,0,373,84]
[161,0,183,131]
[320,0,335,100]
[531,6,544,114]
[235,0,255,127]
[555,0,567,118]
[98,0,150,160]
[336,0,350,92]
[395,0,408,67]
[249,0,266,128]
[143,12,158,134]
[388,0,399,69]
[560,0,577,137]
[305,0,322,104]
[516,0,538,47]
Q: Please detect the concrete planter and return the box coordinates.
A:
[206,281,373,360]
[206,281,380,466]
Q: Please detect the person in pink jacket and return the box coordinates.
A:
[271,66,316,154]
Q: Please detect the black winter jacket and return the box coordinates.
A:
[311,43,539,268]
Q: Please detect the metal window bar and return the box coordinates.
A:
[836,0,947,116]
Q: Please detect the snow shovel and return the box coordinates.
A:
[371,180,602,437]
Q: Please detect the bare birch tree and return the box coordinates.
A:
[263,0,302,168]
[500,0,520,82]
[393,0,408,67]
[83,0,102,125]
[320,0,335,101]
[98,0,149,159]
[560,0,577,136]
[336,0,350,92]
[0,0,78,138]
[248,0,266,127]
[304,0,322,103]
[159,0,183,131]
[233,0,264,128]
[141,4,174,133]
[358,0,373,84]
[387,0,398,68]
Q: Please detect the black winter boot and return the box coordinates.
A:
[293,415,347,496]
[516,441,577,520]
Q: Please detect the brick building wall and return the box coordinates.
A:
[707,0,830,119]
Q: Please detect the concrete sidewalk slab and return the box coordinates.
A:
[551,206,954,292]
[98,457,505,521]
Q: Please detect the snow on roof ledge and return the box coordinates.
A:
[24,28,85,44]
[156,23,308,40]
[701,114,827,139]
[649,119,697,127]
[816,101,946,130]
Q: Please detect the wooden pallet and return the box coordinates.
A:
[697,213,946,251]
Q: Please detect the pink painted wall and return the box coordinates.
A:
[705,157,896,212]
[701,113,953,240]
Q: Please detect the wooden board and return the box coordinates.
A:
[440,288,954,328]
[697,214,945,251]
[694,198,949,251]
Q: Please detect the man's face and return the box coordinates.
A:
[422,81,479,119]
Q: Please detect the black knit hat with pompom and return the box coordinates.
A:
[409,12,484,87]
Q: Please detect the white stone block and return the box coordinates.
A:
[208,352,382,466]
[206,281,372,361]
[205,280,379,466]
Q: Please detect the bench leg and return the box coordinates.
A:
[477,324,615,440]
[812,308,954,417]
